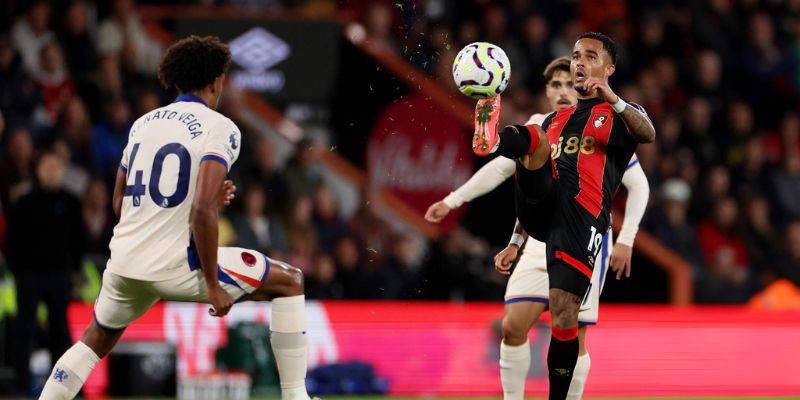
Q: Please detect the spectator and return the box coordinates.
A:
[92,96,131,182]
[247,136,289,215]
[52,138,89,197]
[691,164,730,221]
[349,188,392,266]
[4,153,82,394]
[0,128,35,207]
[681,96,720,168]
[57,97,94,170]
[82,178,113,256]
[723,101,757,168]
[0,34,41,129]
[284,138,324,201]
[331,235,364,298]
[778,221,800,288]
[284,195,318,274]
[313,184,349,252]
[33,42,75,126]
[741,195,780,286]
[378,233,423,299]
[695,197,753,303]
[58,0,98,84]
[96,0,163,76]
[305,253,344,299]
[646,179,704,267]
[230,184,288,258]
[10,0,54,76]
[771,152,800,220]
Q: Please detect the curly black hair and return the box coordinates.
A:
[157,35,232,93]
[576,32,618,64]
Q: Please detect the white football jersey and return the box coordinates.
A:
[107,95,241,281]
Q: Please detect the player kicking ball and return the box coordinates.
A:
[40,36,314,400]
[426,56,649,399]
[469,33,655,400]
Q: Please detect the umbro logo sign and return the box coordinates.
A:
[230,27,290,71]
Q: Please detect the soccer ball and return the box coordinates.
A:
[452,42,511,99]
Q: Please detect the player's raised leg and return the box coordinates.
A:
[472,96,550,170]
[245,257,311,400]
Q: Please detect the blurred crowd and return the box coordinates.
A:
[0,0,799,325]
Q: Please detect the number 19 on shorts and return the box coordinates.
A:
[586,226,603,259]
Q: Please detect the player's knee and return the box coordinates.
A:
[501,316,528,345]
[549,289,580,328]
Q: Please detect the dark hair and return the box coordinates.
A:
[576,32,617,64]
[157,35,231,93]
[543,56,571,82]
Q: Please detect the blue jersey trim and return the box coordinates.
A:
[260,253,271,284]
[93,311,125,332]
[187,235,201,271]
[505,296,549,304]
[201,154,229,170]
[173,94,208,107]
[119,163,128,173]
[625,159,640,170]
[600,231,609,287]
[578,321,597,327]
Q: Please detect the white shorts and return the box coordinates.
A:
[504,229,612,325]
[94,247,270,330]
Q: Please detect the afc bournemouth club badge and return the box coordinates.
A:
[593,113,608,128]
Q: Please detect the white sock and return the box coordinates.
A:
[271,295,310,400]
[567,352,591,400]
[39,341,100,400]
[499,340,530,400]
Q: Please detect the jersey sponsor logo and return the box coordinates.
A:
[592,113,609,128]
[241,251,257,267]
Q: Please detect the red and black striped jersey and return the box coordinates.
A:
[538,97,642,221]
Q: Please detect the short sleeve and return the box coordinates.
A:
[119,142,130,173]
[201,118,241,171]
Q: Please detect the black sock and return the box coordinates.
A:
[495,125,537,159]
[548,325,579,400]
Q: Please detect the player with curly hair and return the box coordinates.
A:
[40,36,315,400]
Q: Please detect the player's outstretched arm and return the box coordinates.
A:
[192,160,234,317]
[425,156,516,223]
[609,159,650,279]
[495,219,528,275]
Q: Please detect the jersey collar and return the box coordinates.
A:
[576,97,604,110]
[173,94,208,107]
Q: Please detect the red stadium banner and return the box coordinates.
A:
[68,301,800,397]
[366,94,473,232]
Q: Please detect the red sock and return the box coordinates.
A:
[525,125,541,155]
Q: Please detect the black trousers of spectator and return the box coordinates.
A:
[12,270,72,393]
